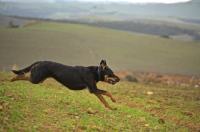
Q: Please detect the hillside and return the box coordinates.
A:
[0,21,200,77]
[82,20,200,41]
[1,0,200,42]
[1,15,200,41]
[0,15,31,28]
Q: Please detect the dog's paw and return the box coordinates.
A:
[106,105,117,110]
[111,98,116,102]
[110,106,117,110]
[10,77,16,82]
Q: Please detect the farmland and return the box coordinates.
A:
[0,72,200,131]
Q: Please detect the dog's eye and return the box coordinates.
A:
[108,74,113,77]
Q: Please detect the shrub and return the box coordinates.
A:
[7,20,19,28]
[160,34,170,39]
[125,75,138,82]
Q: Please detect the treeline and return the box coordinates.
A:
[179,18,200,25]
[86,21,200,40]
[56,20,200,41]
[39,18,200,41]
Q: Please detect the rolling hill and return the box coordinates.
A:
[0,21,200,77]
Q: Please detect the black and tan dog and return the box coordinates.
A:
[10,60,120,110]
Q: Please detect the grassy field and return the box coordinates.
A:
[0,72,200,131]
[0,21,200,77]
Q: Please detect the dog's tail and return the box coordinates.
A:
[11,61,40,75]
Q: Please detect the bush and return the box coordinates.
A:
[7,21,19,28]
[125,75,138,82]
[160,34,170,39]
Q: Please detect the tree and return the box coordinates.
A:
[7,20,19,28]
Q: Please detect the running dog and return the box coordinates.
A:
[11,61,120,110]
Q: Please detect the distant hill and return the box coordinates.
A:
[1,0,200,42]
[0,21,200,77]
[1,14,200,42]
[0,0,200,20]
[0,14,30,28]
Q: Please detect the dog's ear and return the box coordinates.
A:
[100,60,107,71]
[100,60,107,65]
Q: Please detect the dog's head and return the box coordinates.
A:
[102,66,120,85]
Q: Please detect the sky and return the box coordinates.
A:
[78,0,191,4]
[0,0,192,4]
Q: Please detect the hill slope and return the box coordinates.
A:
[0,22,200,77]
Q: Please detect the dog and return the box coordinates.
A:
[10,60,120,110]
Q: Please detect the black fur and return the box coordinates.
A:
[12,61,39,75]
[12,61,120,94]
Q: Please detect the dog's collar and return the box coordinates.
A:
[97,66,101,81]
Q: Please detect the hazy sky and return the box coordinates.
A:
[1,0,192,4]
[79,0,191,3]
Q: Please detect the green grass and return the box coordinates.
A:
[0,73,200,131]
[0,21,200,77]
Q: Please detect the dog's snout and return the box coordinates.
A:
[116,76,120,82]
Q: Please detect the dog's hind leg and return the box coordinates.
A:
[94,93,117,110]
[11,74,30,82]
[39,78,47,83]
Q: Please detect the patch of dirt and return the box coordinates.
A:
[171,34,194,42]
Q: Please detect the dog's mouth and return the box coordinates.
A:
[108,79,116,85]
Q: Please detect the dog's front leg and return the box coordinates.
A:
[94,93,117,110]
[101,91,116,102]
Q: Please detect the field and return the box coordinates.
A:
[0,21,200,77]
[0,72,200,131]
[0,20,200,131]
[1,0,200,130]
